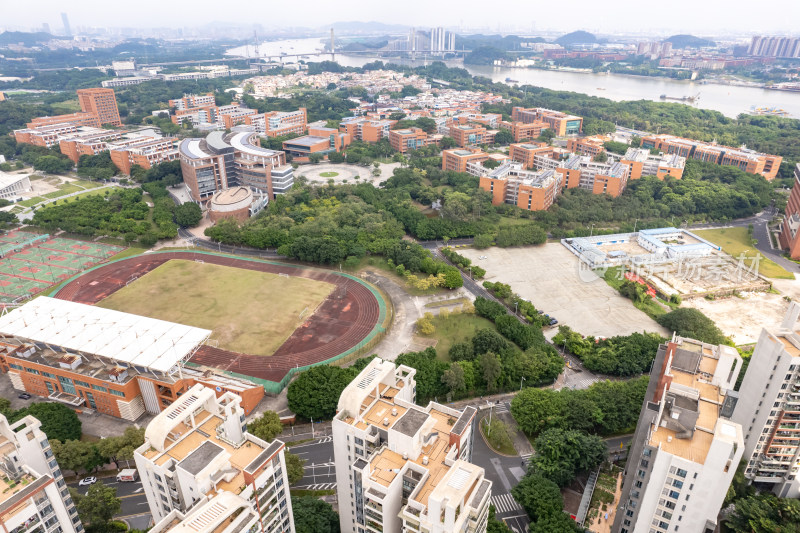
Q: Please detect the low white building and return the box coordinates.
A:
[134,384,295,532]
[0,171,32,201]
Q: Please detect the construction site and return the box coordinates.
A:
[562,227,771,299]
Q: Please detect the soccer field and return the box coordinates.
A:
[96,259,335,356]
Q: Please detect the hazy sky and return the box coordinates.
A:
[5,0,800,36]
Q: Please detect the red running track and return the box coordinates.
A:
[54,252,382,383]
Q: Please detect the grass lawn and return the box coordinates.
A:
[97,259,335,356]
[422,313,496,360]
[480,417,517,455]
[17,197,47,208]
[41,187,120,206]
[694,227,793,279]
[319,171,339,178]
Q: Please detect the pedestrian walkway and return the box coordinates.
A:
[296,482,336,491]
[491,493,525,514]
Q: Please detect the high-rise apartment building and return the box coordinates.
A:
[429,27,455,53]
[778,164,800,259]
[77,88,122,127]
[731,302,800,497]
[612,335,744,533]
[333,358,491,533]
[0,413,83,533]
[748,36,800,58]
[134,384,295,531]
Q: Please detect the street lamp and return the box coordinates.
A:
[520,376,526,391]
[633,219,638,233]
[590,223,595,237]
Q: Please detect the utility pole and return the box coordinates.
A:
[330,28,335,61]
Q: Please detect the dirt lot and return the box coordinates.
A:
[683,291,789,345]
[459,244,668,338]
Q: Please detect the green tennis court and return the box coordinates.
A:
[38,238,123,258]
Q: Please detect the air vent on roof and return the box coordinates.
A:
[392,408,398,416]
[383,418,389,426]
[422,456,428,466]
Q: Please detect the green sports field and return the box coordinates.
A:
[96,260,335,356]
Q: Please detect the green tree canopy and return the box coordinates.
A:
[292,496,341,533]
[11,402,81,442]
[530,428,606,487]
[174,202,203,228]
[76,481,121,528]
[287,365,356,420]
[656,308,727,344]
[248,410,283,442]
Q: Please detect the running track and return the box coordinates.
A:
[53,252,382,384]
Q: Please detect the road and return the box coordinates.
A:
[69,477,151,529]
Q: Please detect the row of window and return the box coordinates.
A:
[20,366,125,397]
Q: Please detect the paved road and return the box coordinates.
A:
[69,477,151,528]
[288,436,337,490]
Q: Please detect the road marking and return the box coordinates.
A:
[294,483,336,490]
[491,493,524,514]
[134,487,143,493]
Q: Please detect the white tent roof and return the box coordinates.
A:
[0,297,211,373]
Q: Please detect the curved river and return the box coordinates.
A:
[227,39,800,119]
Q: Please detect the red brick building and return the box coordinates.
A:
[779,164,800,259]
[77,88,122,126]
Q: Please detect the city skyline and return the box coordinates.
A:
[4,0,800,36]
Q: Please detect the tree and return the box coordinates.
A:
[174,202,203,228]
[439,136,457,149]
[396,347,449,403]
[512,474,564,523]
[285,451,306,485]
[530,428,606,487]
[537,129,556,145]
[287,365,355,420]
[487,505,514,533]
[725,494,800,532]
[656,308,727,344]
[11,402,81,442]
[248,410,283,442]
[442,266,464,289]
[478,352,502,391]
[483,159,501,169]
[472,328,509,356]
[292,496,341,533]
[473,234,494,249]
[448,341,475,362]
[592,151,608,162]
[76,482,121,529]
[33,155,72,174]
[309,153,324,164]
[441,364,466,394]
[493,129,514,145]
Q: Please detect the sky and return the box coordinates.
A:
[5,0,800,36]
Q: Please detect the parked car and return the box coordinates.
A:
[78,477,97,486]
[17,393,31,400]
[549,318,558,326]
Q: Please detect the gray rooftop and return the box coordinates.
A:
[244,440,283,475]
[450,406,476,436]
[178,441,225,475]
[394,408,429,437]
[283,136,327,147]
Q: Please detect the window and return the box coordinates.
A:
[92,384,107,392]
[675,469,687,478]
[25,368,40,375]
[74,380,90,388]
[109,389,125,397]
[9,364,22,370]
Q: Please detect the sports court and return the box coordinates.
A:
[0,230,124,303]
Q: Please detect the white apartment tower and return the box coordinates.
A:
[732,302,800,497]
[0,414,83,533]
[134,384,295,532]
[333,358,491,533]
[612,336,744,533]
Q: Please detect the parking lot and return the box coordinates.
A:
[459,244,669,338]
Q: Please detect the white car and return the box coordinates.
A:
[78,477,97,486]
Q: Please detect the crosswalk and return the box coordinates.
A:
[297,482,336,491]
[491,493,524,514]
[565,376,599,390]
[491,402,510,414]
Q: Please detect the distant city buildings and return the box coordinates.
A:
[748,36,800,58]
[635,41,673,59]
[0,412,82,533]
[731,302,800,497]
[333,358,490,533]
[611,335,743,533]
[640,134,782,180]
[429,27,456,53]
[135,384,296,531]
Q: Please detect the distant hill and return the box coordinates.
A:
[0,31,67,46]
[555,31,598,46]
[665,34,715,48]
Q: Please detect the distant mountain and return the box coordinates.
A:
[665,34,715,48]
[554,31,598,46]
[330,21,409,34]
[0,31,69,46]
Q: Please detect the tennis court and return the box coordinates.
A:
[0,233,124,303]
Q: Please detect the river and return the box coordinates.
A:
[227,38,800,119]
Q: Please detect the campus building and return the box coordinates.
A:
[333,358,491,533]
[611,335,744,533]
[620,148,686,180]
[449,124,493,148]
[281,126,351,159]
[511,107,583,136]
[731,302,800,497]
[0,171,32,201]
[14,117,100,147]
[180,131,292,201]
[389,127,429,153]
[534,154,630,197]
[778,164,800,259]
[339,117,396,142]
[508,142,557,170]
[453,113,502,129]
[169,93,216,110]
[479,161,562,211]
[247,109,308,137]
[497,120,549,143]
[441,148,488,172]
[0,297,265,420]
[134,385,295,531]
[108,136,180,175]
[640,134,782,180]
[565,136,607,158]
[0,413,83,533]
[76,88,122,127]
